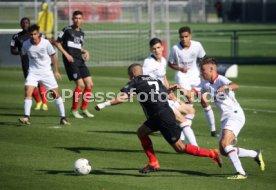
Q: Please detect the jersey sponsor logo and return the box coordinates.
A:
[67,41,82,49]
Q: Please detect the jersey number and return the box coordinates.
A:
[148,81,160,93]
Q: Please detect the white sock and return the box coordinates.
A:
[225,145,246,175]
[24,99,32,116]
[204,105,216,132]
[180,131,185,141]
[180,121,198,146]
[55,97,65,117]
[236,147,257,158]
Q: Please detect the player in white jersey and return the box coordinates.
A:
[200,57,265,179]
[168,26,217,137]
[143,38,198,146]
[18,24,69,125]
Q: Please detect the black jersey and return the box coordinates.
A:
[10,30,30,54]
[56,25,84,62]
[121,75,170,117]
[11,30,29,76]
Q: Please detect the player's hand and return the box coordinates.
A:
[180,66,189,73]
[66,54,74,63]
[55,72,62,81]
[83,51,90,61]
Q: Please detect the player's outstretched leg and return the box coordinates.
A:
[137,125,160,173]
[173,140,222,168]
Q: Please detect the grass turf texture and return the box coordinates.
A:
[0,66,276,190]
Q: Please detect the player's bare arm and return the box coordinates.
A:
[54,41,74,63]
[51,53,62,81]
[168,62,189,73]
[95,92,129,111]
[217,82,239,93]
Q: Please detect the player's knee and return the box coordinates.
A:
[86,82,94,89]
[200,100,208,108]
[77,83,85,90]
[219,146,227,156]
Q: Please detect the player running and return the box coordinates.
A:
[10,17,48,111]
[18,24,69,125]
[55,10,94,119]
[199,57,265,179]
[168,26,217,137]
[95,63,222,173]
[143,38,198,146]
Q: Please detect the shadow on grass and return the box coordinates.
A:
[56,146,174,155]
[107,167,228,177]
[37,169,148,177]
[0,121,22,127]
[37,168,229,178]
[88,130,162,137]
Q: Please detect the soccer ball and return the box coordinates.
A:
[74,158,92,175]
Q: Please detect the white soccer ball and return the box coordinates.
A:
[74,158,92,175]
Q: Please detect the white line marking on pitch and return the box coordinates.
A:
[49,126,62,129]
[244,108,276,113]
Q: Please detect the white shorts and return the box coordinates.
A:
[176,77,201,91]
[219,109,245,143]
[168,100,180,110]
[25,71,58,90]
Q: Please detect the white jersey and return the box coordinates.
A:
[201,75,243,121]
[169,40,205,84]
[142,55,167,84]
[22,38,56,74]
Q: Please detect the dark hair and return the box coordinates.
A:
[200,57,218,68]
[128,63,142,74]
[73,10,83,17]
[28,24,40,33]
[149,38,162,47]
[178,26,191,35]
[20,17,30,25]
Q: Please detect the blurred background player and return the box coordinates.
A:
[168,26,217,137]
[95,63,222,173]
[37,2,54,42]
[55,10,94,119]
[10,17,48,111]
[143,38,198,146]
[19,24,69,125]
[200,57,265,179]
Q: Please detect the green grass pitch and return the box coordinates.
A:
[0,65,276,190]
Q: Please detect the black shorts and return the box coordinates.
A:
[64,60,91,81]
[144,108,181,144]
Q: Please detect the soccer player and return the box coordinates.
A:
[95,63,222,173]
[168,26,217,137]
[10,17,48,111]
[200,57,265,179]
[54,10,94,119]
[143,38,198,146]
[18,24,69,125]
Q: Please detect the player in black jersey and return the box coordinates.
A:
[95,63,222,173]
[10,17,48,111]
[55,11,94,119]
